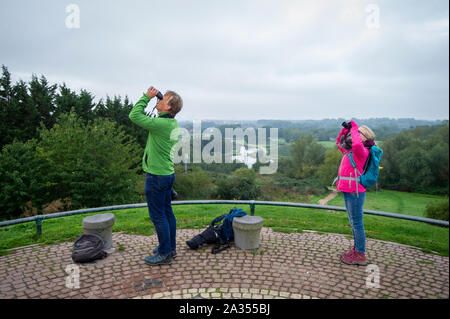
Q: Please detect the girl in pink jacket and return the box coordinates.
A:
[335,120,376,266]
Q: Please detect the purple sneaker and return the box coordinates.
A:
[341,249,368,266]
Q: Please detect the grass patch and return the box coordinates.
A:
[324,189,446,218]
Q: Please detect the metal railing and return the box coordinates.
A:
[0,200,448,236]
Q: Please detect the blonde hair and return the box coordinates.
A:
[358,125,376,141]
[165,90,183,117]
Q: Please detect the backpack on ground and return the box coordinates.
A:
[186,207,247,254]
[213,207,247,240]
[348,145,383,189]
[185,225,219,250]
[71,233,108,263]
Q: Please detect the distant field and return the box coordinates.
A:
[275,139,385,157]
[318,140,384,149]
[318,141,336,148]
[314,189,446,218]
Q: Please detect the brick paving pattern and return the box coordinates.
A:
[0,228,448,299]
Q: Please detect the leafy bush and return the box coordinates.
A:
[36,111,142,210]
[174,166,215,199]
[425,199,449,221]
[317,148,342,186]
[289,134,327,179]
[215,168,261,200]
[0,140,51,220]
[379,123,449,194]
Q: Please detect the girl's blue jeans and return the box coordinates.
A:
[144,173,176,256]
[343,191,366,254]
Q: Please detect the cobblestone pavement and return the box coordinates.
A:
[0,228,448,299]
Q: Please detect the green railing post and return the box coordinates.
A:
[250,201,255,216]
[35,216,43,237]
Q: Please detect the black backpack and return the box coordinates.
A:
[71,234,107,263]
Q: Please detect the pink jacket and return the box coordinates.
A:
[336,120,369,193]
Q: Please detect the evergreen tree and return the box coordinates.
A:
[29,74,57,129]
[10,79,40,142]
[95,95,147,148]
[0,65,12,147]
[76,89,96,123]
[54,83,78,119]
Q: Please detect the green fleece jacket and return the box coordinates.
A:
[129,93,180,175]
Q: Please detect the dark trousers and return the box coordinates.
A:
[144,173,176,256]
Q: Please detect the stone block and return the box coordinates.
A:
[232,215,263,250]
[82,213,115,250]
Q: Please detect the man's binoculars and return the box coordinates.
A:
[156,91,163,100]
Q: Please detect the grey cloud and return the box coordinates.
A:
[0,0,448,121]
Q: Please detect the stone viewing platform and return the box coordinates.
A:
[0,228,448,299]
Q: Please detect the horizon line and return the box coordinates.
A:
[177,117,449,122]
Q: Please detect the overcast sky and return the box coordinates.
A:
[0,0,448,121]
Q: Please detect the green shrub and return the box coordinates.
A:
[0,140,51,220]
[317,148,342,186]
[215,168,261,200]
[36,111,142,210]
[425,199,449,221]
[174,166,215,199]
[289,134,326,179]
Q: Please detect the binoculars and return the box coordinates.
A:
[342,121,352,130]
[148,89,164,118]
[340,121,352,150]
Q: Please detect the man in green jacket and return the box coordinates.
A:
[129,86,182,265]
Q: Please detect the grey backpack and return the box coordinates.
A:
[71,234,107,263]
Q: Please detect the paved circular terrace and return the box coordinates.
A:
[0,228,448,299]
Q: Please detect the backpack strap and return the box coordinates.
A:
[346,151,362,197]
[362,148,372,174]
[210,214,226,227]
[211,242,231,254]
[347,152,362,174]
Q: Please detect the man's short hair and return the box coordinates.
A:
[165,91,183,117]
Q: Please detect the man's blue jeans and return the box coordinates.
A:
[144,173,176,256]
[343,192,366,254]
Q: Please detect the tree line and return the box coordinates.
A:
[0,65,148,150]
[180,118,444,143]
[1,65,448,221]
